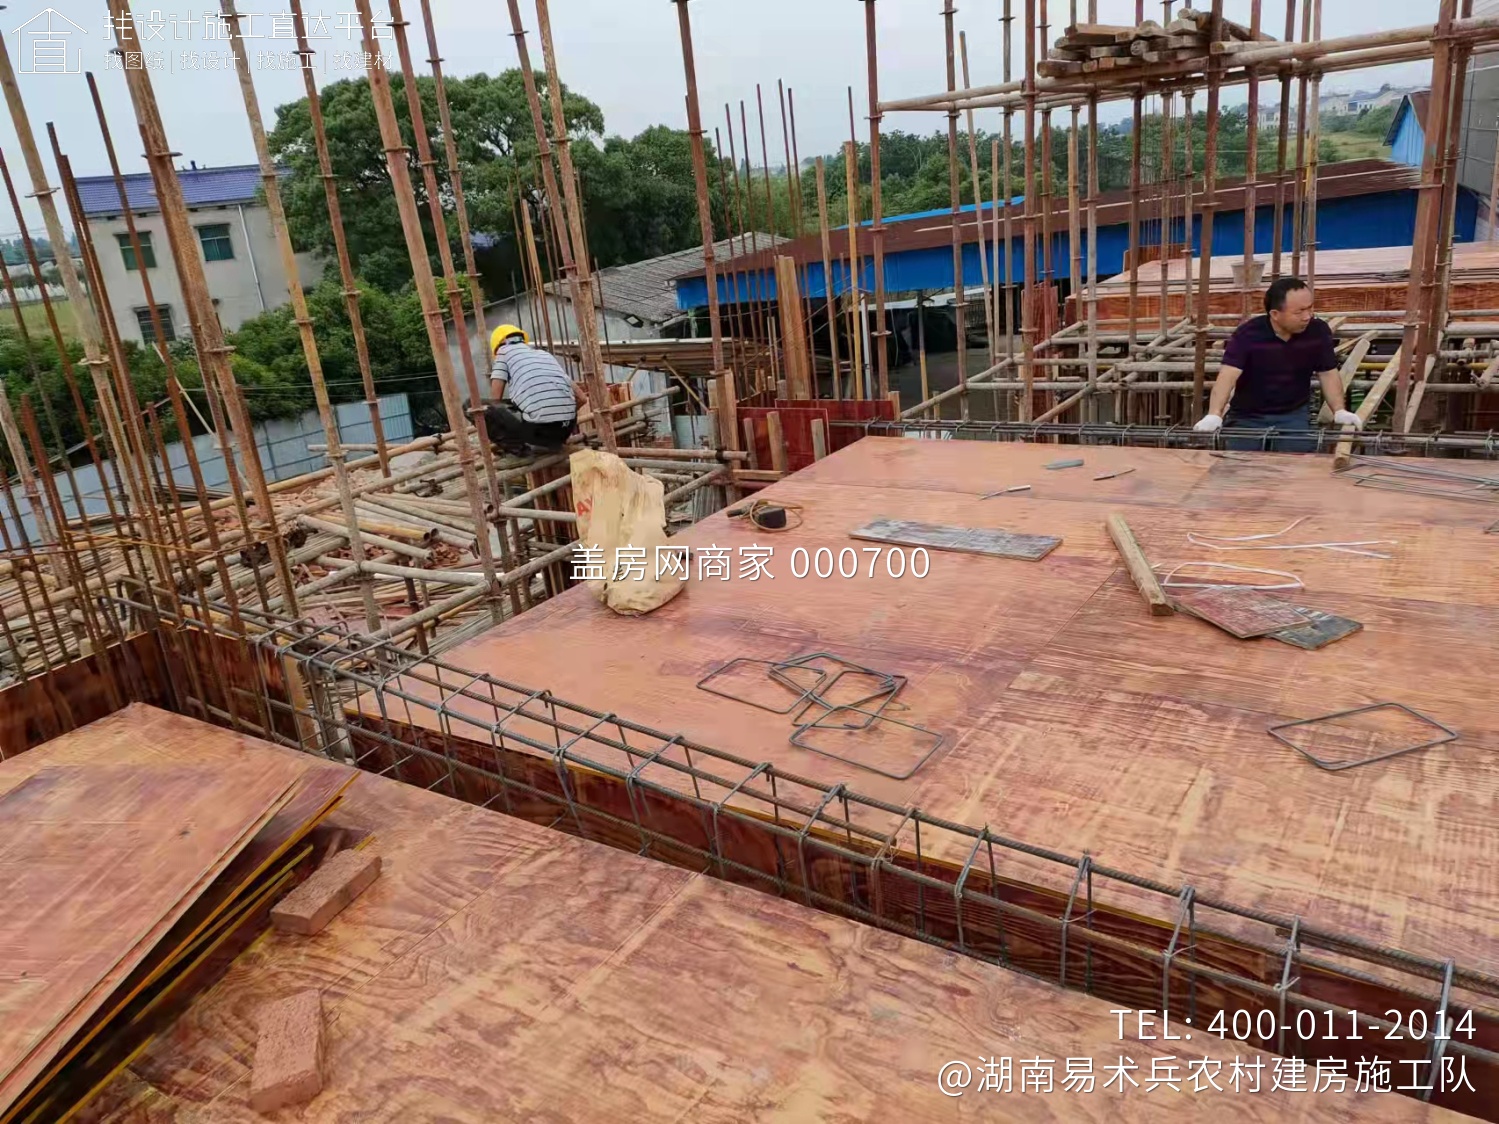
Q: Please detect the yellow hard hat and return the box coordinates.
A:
[490,324,528,353]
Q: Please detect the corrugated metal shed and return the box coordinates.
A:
[73,164,288,218]
[675,159,1480,306]
[1384,92,1429,167]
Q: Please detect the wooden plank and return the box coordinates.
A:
[1171,586,1312,639]
[0,755,304,1114]
[1333,346,1403,468]
[1315,330,1377,423]
[774,255,812,400]
[849,517,1062,560]
[810,418,828,462]
[1060,22,1136,44]
[1105,513,1172,616]
[765,411,789,474]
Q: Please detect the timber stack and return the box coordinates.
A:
[1040,7,1274,77]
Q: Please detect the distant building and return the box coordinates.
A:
[1384,91,1431,170]
[74,162,321,344]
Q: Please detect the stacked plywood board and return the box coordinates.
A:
[0,705,355,1124]
[1040,7,1272,77]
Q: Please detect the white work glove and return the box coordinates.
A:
[1193,413,1223,433]
[1333,409,1363,430]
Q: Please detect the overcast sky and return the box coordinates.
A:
[0,0,1434,237]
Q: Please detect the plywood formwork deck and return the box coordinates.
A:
[80,745,1466,1122]
[1080,241,1499,320]
[379,438,1499,982]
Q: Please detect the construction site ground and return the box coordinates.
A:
[357,437,1499,979]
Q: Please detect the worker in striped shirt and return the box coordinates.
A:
[483,324,587,454]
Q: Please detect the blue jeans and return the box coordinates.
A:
[1223,403,1316,453]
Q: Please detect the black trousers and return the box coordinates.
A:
[483,402,576,450]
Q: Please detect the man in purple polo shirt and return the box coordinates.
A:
[1192,276,1363,452]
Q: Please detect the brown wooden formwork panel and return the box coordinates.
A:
[95,755,1472,1123]
[342,710,1499,1120]
[0,634,168,760]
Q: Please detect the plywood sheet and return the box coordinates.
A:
[0,755,302,1113]
[96,767,1466,1123]
[384,438,1499,981]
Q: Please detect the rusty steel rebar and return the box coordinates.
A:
[288,0,391,477]
[503,0,616,449]
[862,0,891,400]
[673,0,738,458]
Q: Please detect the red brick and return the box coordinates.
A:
[249,990,324,1114]
[270,847,381,936]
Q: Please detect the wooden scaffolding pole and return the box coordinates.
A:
[1395,0,1460,431]
[1192,3,1226,418]
[863,0,891,399]
[349,0,501,609]
[675,0,739,453]
[222,0,381,633]
[944,1,970,420]
[505,0,617,449]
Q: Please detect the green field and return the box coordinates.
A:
[1322,133,1391,163]
[9,298,75,343]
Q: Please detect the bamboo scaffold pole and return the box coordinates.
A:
[222,0,381,633]
[1192,0,1226,418]
[944,1,970,420]
[1395,0,1460,430]
[1020,0,1038,421]
[1291,0,1312,276]
[417,0,491,384]
[863,0,891,400]
[0,145,156,614]
[674,0,740,457]
[50,135,180,629]
[814,156,842,397]
[504,0,616,450]
[1085,93,1098,423]
[1271,0,1297,279]
[350,0,501,612]
[387,0,516,602]
[104,0,302,614]
[843,139,865,400]
[1304,0,1324,288]
[1242,0,1262,319]
[959,31,996,368]
[1431,0,1475,362]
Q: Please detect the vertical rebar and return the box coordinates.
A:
[1241,0,1262,320]
[863,0,891,400]
[289,0,390,477]
[814,156,842,398]
[959,32,996,369]
[944,2,969,420]
[675,1,737,460]
[1271,0,1296,279]
[1192,0,1225,419]
[221,0,381,633]
[101,0,302,613]
[505,0,617,448]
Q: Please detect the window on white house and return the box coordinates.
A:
[117,231,157,271]
[197,223,234,262]
[134,304,175,344]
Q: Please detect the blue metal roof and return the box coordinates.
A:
[73,164,288,218]
[676,183,1481,308]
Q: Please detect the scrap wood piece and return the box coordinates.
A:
[270,846,381,936]
[1269,607,1364,650]
[1060,22,1136,44]
[250,990,325,1114]
[1045,458,1084,470]
[1171,586,1311,639]
[849,518,1061,561]
[1105,513,1172,617]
